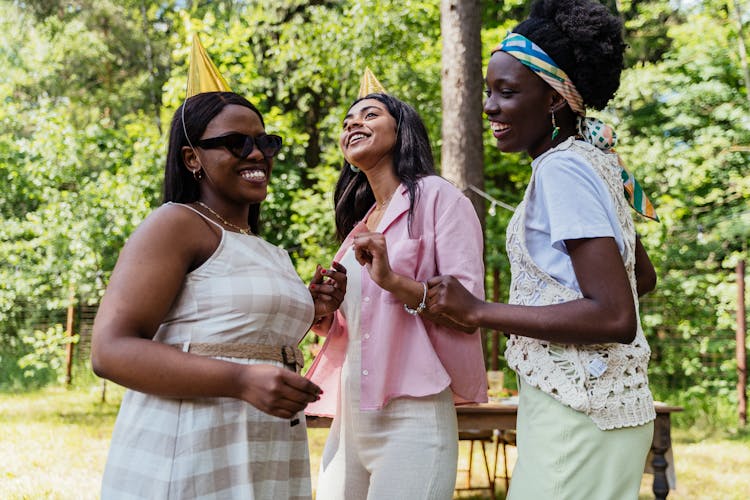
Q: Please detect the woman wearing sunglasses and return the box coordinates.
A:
[304,92,487,499]
[92,91,346,499]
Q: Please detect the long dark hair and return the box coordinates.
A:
[163,91,265,234]
[333,93,436,240]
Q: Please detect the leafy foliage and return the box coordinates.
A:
[0,0,747,430]
[18,324,78,384]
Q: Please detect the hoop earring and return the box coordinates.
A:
[193,168,205,181]
[349,164,361,173]
[551,110,560,140]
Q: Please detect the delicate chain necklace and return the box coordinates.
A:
[196,201,252,235]
[366,191,395,230]
[375,190,395,210]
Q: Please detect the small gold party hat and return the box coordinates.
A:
[186,34,231,98]
[358,67,386,98]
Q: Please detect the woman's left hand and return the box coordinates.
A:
[309,261,347,319]
[352,232,394,289]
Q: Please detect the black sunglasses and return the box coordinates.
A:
[196,133,283,159]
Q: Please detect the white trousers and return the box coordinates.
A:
[317,249,458,499]
[316,388,458,500]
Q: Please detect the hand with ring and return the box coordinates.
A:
[309,261,347,323]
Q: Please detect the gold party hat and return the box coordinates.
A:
[358,67,386,97]
[186,34,231,98]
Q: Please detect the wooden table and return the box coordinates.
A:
[307,402,682,499]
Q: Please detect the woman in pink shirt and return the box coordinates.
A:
[305,92,487,499]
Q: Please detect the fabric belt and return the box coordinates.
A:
[172,342,304,373]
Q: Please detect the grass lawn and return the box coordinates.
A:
[1,385,749,499]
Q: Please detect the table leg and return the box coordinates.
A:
[651,414,672,499]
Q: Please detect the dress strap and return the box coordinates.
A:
[167,201,224,231]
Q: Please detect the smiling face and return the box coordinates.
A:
[484,51,557,159]
[189,104,272,206]
[339,98,398,173]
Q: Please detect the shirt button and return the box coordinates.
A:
[363,296,370,302]
[362,370,369,376]
[363,333,370,340]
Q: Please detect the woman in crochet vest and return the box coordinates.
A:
[426,0,657,498]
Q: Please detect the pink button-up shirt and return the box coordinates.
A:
[305,176,488,417]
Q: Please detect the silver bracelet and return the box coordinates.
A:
[403,281,427,316]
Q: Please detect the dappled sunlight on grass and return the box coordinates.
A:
[2,386,749,499]
[637,440,750,500]
[0,384,124,499]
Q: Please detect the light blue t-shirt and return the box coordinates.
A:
[525,147,624,292]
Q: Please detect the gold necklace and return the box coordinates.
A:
[375,190,395,210]
[196,201,252,235]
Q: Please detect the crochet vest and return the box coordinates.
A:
[505,138,656,430]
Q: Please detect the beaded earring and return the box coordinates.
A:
[551,110,560,140]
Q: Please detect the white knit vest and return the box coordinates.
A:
[505,138,656,430]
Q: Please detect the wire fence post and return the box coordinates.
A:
[65,286,75,386]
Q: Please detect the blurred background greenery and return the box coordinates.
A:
[0,0,747,438]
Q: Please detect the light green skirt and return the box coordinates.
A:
[508,379,654,500]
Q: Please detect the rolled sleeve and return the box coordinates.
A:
[535,153,620,254]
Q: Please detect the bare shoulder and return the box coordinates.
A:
[98,203,216,340]
[119,203,217,270]
[128,203,200,245]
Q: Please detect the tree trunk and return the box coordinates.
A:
[737,260,747,426]
[440,0,485,225]
[730,0,750,107]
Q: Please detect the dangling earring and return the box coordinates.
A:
[551,110,560,140]
[349,164,361,173]
[193,168,205,181]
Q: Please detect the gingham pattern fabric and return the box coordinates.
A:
[101,204,316,500]
[494,33,659,222]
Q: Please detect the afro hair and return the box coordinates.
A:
[513,0,626,110]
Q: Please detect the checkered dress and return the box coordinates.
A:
[101,211,315,499]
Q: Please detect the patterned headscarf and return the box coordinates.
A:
[493,33,658,221]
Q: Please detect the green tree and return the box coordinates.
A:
[612,1,749,425]
[1,1,747,430]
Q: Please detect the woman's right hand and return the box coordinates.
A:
[426,275,485,330]
[308,261,347,333]
[237,364,322,419]
[352,232,395,288]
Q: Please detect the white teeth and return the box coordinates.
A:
[241,169,266,181]
[489,121,510,131]
[349,133,366,144]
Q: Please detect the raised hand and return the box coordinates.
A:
[309,260,347,319]
[352,232,393,288]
